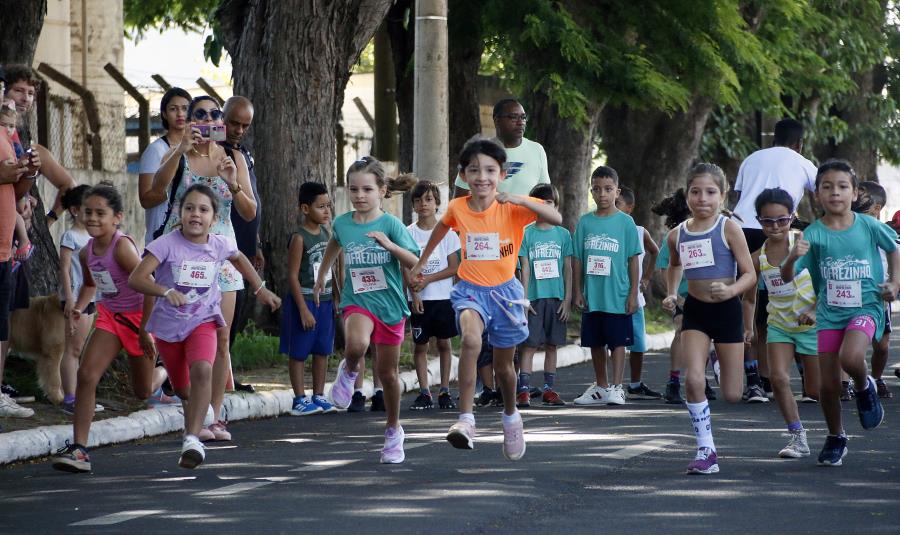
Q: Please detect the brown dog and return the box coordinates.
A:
[9,294,66,404]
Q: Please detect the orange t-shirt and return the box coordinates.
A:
[440,196,539,287]
[0,130,17,262]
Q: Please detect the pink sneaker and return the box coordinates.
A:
[685,447,719,474]
[380,425,405,464]
[502,416,526,461]
[446,420,476,450]
[207,421,232,441]
[197,427,216,442]
[329,359,357,409]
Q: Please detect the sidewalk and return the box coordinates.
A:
[0,331,674,465]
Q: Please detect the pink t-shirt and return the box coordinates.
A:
[86,230,145,312]
[143,230,238,342]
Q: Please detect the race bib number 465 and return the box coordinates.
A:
[350,266,388,294]
[177,261,215,288]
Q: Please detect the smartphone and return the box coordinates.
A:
[194,124,226,142]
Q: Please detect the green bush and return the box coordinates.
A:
[231,321,283,371]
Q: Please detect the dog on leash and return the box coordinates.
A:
[9,294,66,404]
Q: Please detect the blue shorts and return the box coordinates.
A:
[450,278,529,349]
[279,294,335,361]
[628,307,647,353]
[581,310,633,350]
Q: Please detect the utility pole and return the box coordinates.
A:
[413,0,448,191]
[373,23,398,163]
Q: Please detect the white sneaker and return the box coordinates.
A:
[0,393,34,417]
[380,425,405,464]
[179,435,206,469]
[573,384,610,406]
[778,429,810,458]
[607,385,626,406]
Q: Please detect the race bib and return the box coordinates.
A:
[826,280,862,308]
[177,261,215,288]
[91,270,118,295]
[586,255,611,276]
[312,261,332,285]
[350,266,388,294]
[423,254,442,275]
[762,269,793,297]
[534,259,560,280]
[466,233,500,260]
[680,239,715,270]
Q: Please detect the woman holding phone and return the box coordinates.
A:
[151,95,256,442]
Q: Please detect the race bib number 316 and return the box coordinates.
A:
[586,255,611,276]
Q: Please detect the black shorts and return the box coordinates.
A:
[755,289,769,329]
[524,298,567,347]
[742,228,767,254]
[409,299,457,345]
[8,263,29,311]
[581,310,633,350]
[682,294,743,343]
[0,261,11,341]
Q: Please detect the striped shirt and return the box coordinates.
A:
[759,235,816,332]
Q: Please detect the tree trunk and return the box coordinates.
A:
[447,0,484,184]
[529,93,600,233]
[386,0,415,175]
[601,97,716,241]
[217,0,393,329]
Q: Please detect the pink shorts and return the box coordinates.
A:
[94,304,146,357]
[342,305,406,346]
[817,315,877,354]
[155,322,218,390]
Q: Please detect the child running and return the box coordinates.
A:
[51,184,159,472]
[410,138,562,460]
[744,187,816,458]
[281,182,339,415]
[517,183,572,407]
[129,184,280,469]
[313,157,419,463]
[781,160,898,466]
[662,163,756,475]
[405,180,460,411]
[573,166,642,406]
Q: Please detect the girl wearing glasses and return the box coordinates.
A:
[152,95,257,443]
[743,188,817,460]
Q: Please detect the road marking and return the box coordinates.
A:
[194,481,273,497]
[602,439,674,459]
[70,510,164,526]
[290,459,359,472]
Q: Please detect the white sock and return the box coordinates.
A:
[686,400,715,451]
[459,412,475,426]
[501,410,521,425]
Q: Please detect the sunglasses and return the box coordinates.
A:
[498,113,527,122]
[757,215,793,227]
[192,108,223,121]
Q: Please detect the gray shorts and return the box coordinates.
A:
[524,298,567,348]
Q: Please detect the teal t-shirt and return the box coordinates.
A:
[519,224,573,301]
[574,211,642,314]
[296,225,332,296]
[656,237,689,297]
[796,213,897,336]
[333,211,420,326]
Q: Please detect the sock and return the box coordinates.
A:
[501,410,521,425]
[518,372,531,392]
[745,360,760,386]
[375,388,383,395]
[669,370,681,384]
[629,381,642,389]
[787,421,803,432]
[440,386,450,394]
[853,377,871,394]
[63,394,75,404]
[686,400,716,451]
[459,412,475,426]
[354,389,364,396]
[543,372,556,390]
[419,387,430,396]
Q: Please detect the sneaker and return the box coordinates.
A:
[685,447,719,475]
[489,389,504,407]
[329,359,357,409]
[515,391,530,408]
[0,393,34,417]
[438,391,457,409]
[410,392,434,410]
[778,429,810,458]
[446,420,476,450]
[761,376,774,398]
[207,421,232,441]
[347,391,366,413]
[146,387,182,407]
[291,396,323,416]
[529,386,543,399]
[626,382,662,400]
[607,385,626,406]
[179,435,205,469]
[573,384,610,406]
[817,434,848,466]
[198,427,216,442]
[1,383,35,403]
[51,441,91,473]
[541,389,566,406]
[895,368,900,379]
[370,390,386,412]
[502,416,526,461]
[477,387,495,407]
[855,376,885,430]
[745,384,769,404]
[876,379,893,399]
[840,381,854,401]
[665,382,684,404]
[705,380,717,401]
[380,426,405,464]
[312,395,338,414]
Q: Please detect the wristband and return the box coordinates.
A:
[46,210,58,221]
[254,280,266,295]
[163,288,174,298]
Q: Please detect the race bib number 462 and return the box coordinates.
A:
[177,261,215,288]
[350,266,388,294]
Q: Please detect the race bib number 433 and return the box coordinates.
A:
[350,266,388,294]
[177,261,215,288]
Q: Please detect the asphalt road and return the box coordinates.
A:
[2,345,899,534]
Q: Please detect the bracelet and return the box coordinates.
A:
[46,210,57,221]
[163,288,174,298]
[254,280,266,295]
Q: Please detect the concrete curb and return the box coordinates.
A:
[0,330,675,465]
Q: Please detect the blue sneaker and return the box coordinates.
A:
[291,396,323,416]
[855,376,885,430]
[312,395,338,414]
[817,434,848,466]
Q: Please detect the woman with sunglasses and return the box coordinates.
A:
[152,95,256,442]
